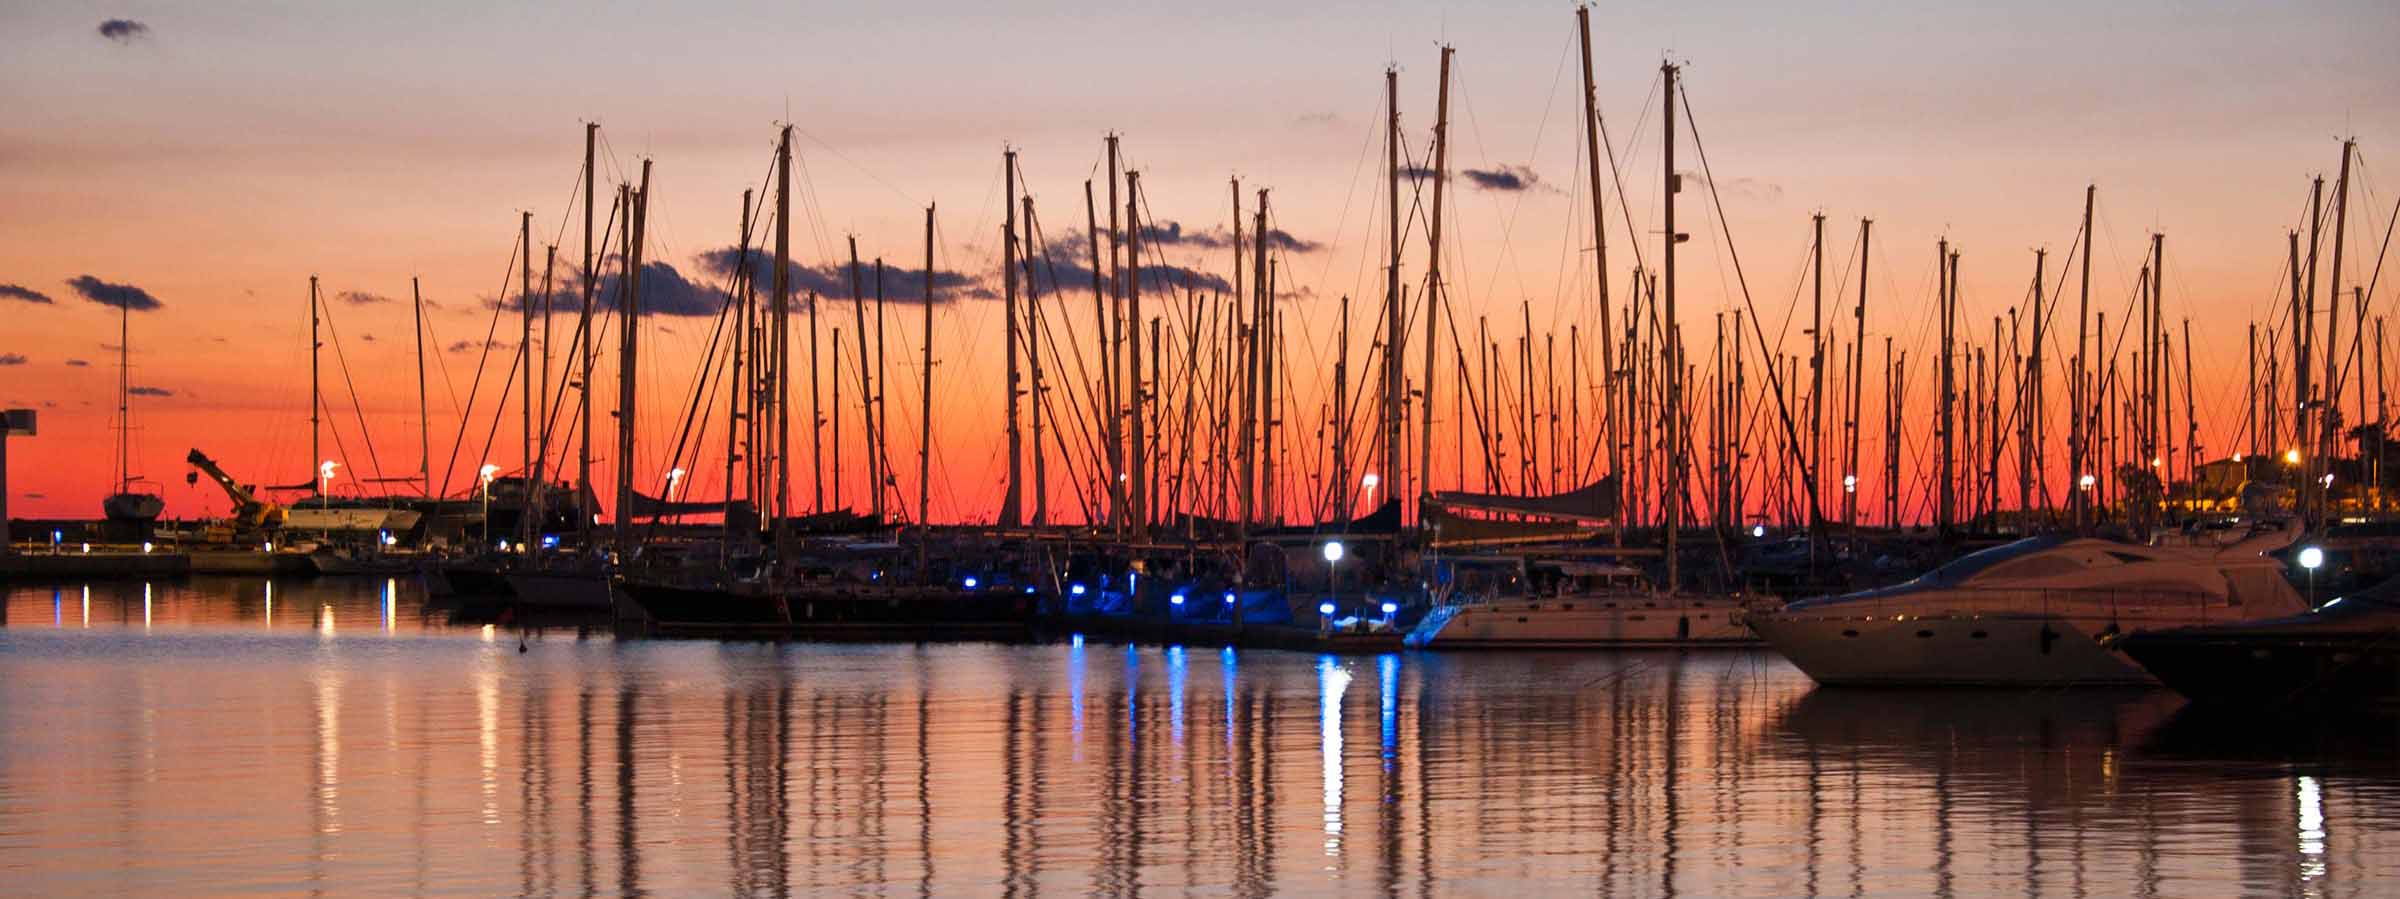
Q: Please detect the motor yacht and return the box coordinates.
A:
[1744,524,2310,686]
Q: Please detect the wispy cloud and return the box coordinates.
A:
[65,358,90,367]
[0,284,54,304]
[0,353,26,366]
[98,19,149,45]
[1677,170,1784,203]
[67,275,162,311]
[1138,220,1324,254]
[336,290,393,305]
[128,385,171,397]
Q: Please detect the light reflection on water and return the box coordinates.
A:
[3,577,2400,896]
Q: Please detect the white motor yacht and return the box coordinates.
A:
[1744,524,2310,686]
[1407,559,1758,648]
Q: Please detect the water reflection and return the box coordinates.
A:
[2,579,2399,894]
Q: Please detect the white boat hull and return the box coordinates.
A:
[1749,612,2182,686]
[283,507,423,534]
[1418,595,1758,648]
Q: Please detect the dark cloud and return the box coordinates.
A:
[1462,164,1543,192]
[0,354,25,365]
[336,290,393,305]
[1137,220,1324,254]
[360,333,377,342]
[446,340,515,354]
[1024,229,1235,297]
[128,386,171,397]
[65,358,90,367]
[67,275,162,311]
[692,248,993,306]
[0,284,54,304]
[1400,165,1439,182]
[98,19,149,44]
[504,258,727,318]
[22,492,45,499]
[1677,170,1784,203]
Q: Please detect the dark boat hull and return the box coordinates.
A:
[621,581,1035,642]
[2116,629,2400,708]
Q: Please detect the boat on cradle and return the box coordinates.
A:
[1744,523,2312,686]
[2111,580,2400,709]
[1407,557,1760,648]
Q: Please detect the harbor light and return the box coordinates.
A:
[1322,540,1345,563]
[666,467,687,498]
[141,541,152,554]
[1361,473,1379,490]
[2299,546,2325,570]
[478,463,500,486]
[80,542,89,554]
[1318,602,1336,616]
[319,459,338,491]
[1843,474,1857,493]
[1069,583,1087,596]
[2078,473,2096,490]
[1379,601,1398,615]
[963,576,979,589]
[1751,524,1766,538]
[1223,591,1237,605]
[263,541,273,552]
[1170,593,1186,606]
[2285,448,2302,465]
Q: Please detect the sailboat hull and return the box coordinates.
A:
[102,492,164,523]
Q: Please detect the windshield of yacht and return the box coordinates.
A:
[1906,536,2066,587]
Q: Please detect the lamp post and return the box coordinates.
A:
[479,463,500,549]
[2300,545,2324,607]
[1321,539,1345,633]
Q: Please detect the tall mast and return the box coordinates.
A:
[999,149,1023,526]
[1335,293,1351,522]
[1026,196,1046,526]
[1105,136,1124,531]
[1938,239,1954,539]
[614,163,649,555]
[1661,59,1681,592]
[1848,220,1870,544]
[1810,212,1825,551]
[2329,141,2356,503]
[726,190,751,552]
[1084,180,1121,529]
[1250,189,1271,525]
[518,210,534,545]
[1234,180,1254,526]
[847,238,877,521]
[414,277,429,499]
[1576,4,1619,545]
[1126,169,1147,535]
[2024,248,2044,519]
[921,204,936,528]
[1419,45,1453,520]
[1384,66,1404,511]
[2072,185,2094,531]
[774,125,793,534]
[309,275,322,505]
[874,258,889,521]
[578,122,596,544]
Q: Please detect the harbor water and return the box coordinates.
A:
[3,577,2396,896]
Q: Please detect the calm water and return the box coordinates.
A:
[3,578,2398,897]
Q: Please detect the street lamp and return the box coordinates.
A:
[2300,545,2325,606]
[666,467,687,499]
[1322,540,1345,629]
[1360,473,1380,506]
[479,463,500,546]
[318,459,338,498]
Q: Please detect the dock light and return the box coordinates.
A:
[1380,601,1398,615]
[1843,474,1857,493]
[1223,591,1237,605]
[963,576,979,589]
[2299,546,2325,570]
[263,541,273,552]
[141,541,152,554]
[50,530,61,549]
[80,542,89,554]
[1322,540,1345,563]
[1751,524,1766,538]
[666,467,687,498]
[1170,593,1186,606]
[319,459,339,491]
[2285,448,2302,465]
[1318,602,1336,616]
[2324,473,2336,486]
[1069,583,1087,596]
[1024,586,1036,594]
[379,530,394,546]
[2078,473,2097,490]
[540,534,558,549]
[478,463,500,486]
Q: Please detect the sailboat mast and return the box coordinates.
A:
[1420,45,1453,520]
[1000,150,1023,526]
[309,275,321,505]
[774,125,792,535]
[921,204,936,529]
[1027,196,1046,527]
[1661,60,1681,593]
[1848,220,1870,544]
[614,161,650,554]
[1576,4,1619,546]
[1384,66,1403,514]
[414,277,429,498]
[578,122,596,543]
[1126,170,1148,536]
[518,211,534,546]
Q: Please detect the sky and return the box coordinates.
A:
[2,1,2396,524]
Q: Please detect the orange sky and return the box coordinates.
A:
[2,2,2395,523]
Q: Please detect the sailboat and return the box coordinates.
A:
[102,289,164,525]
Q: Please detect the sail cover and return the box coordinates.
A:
[1429,475,1619,523]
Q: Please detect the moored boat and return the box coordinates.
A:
[2111,586,2400,708]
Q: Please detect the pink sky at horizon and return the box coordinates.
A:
[3,1,2395,524]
